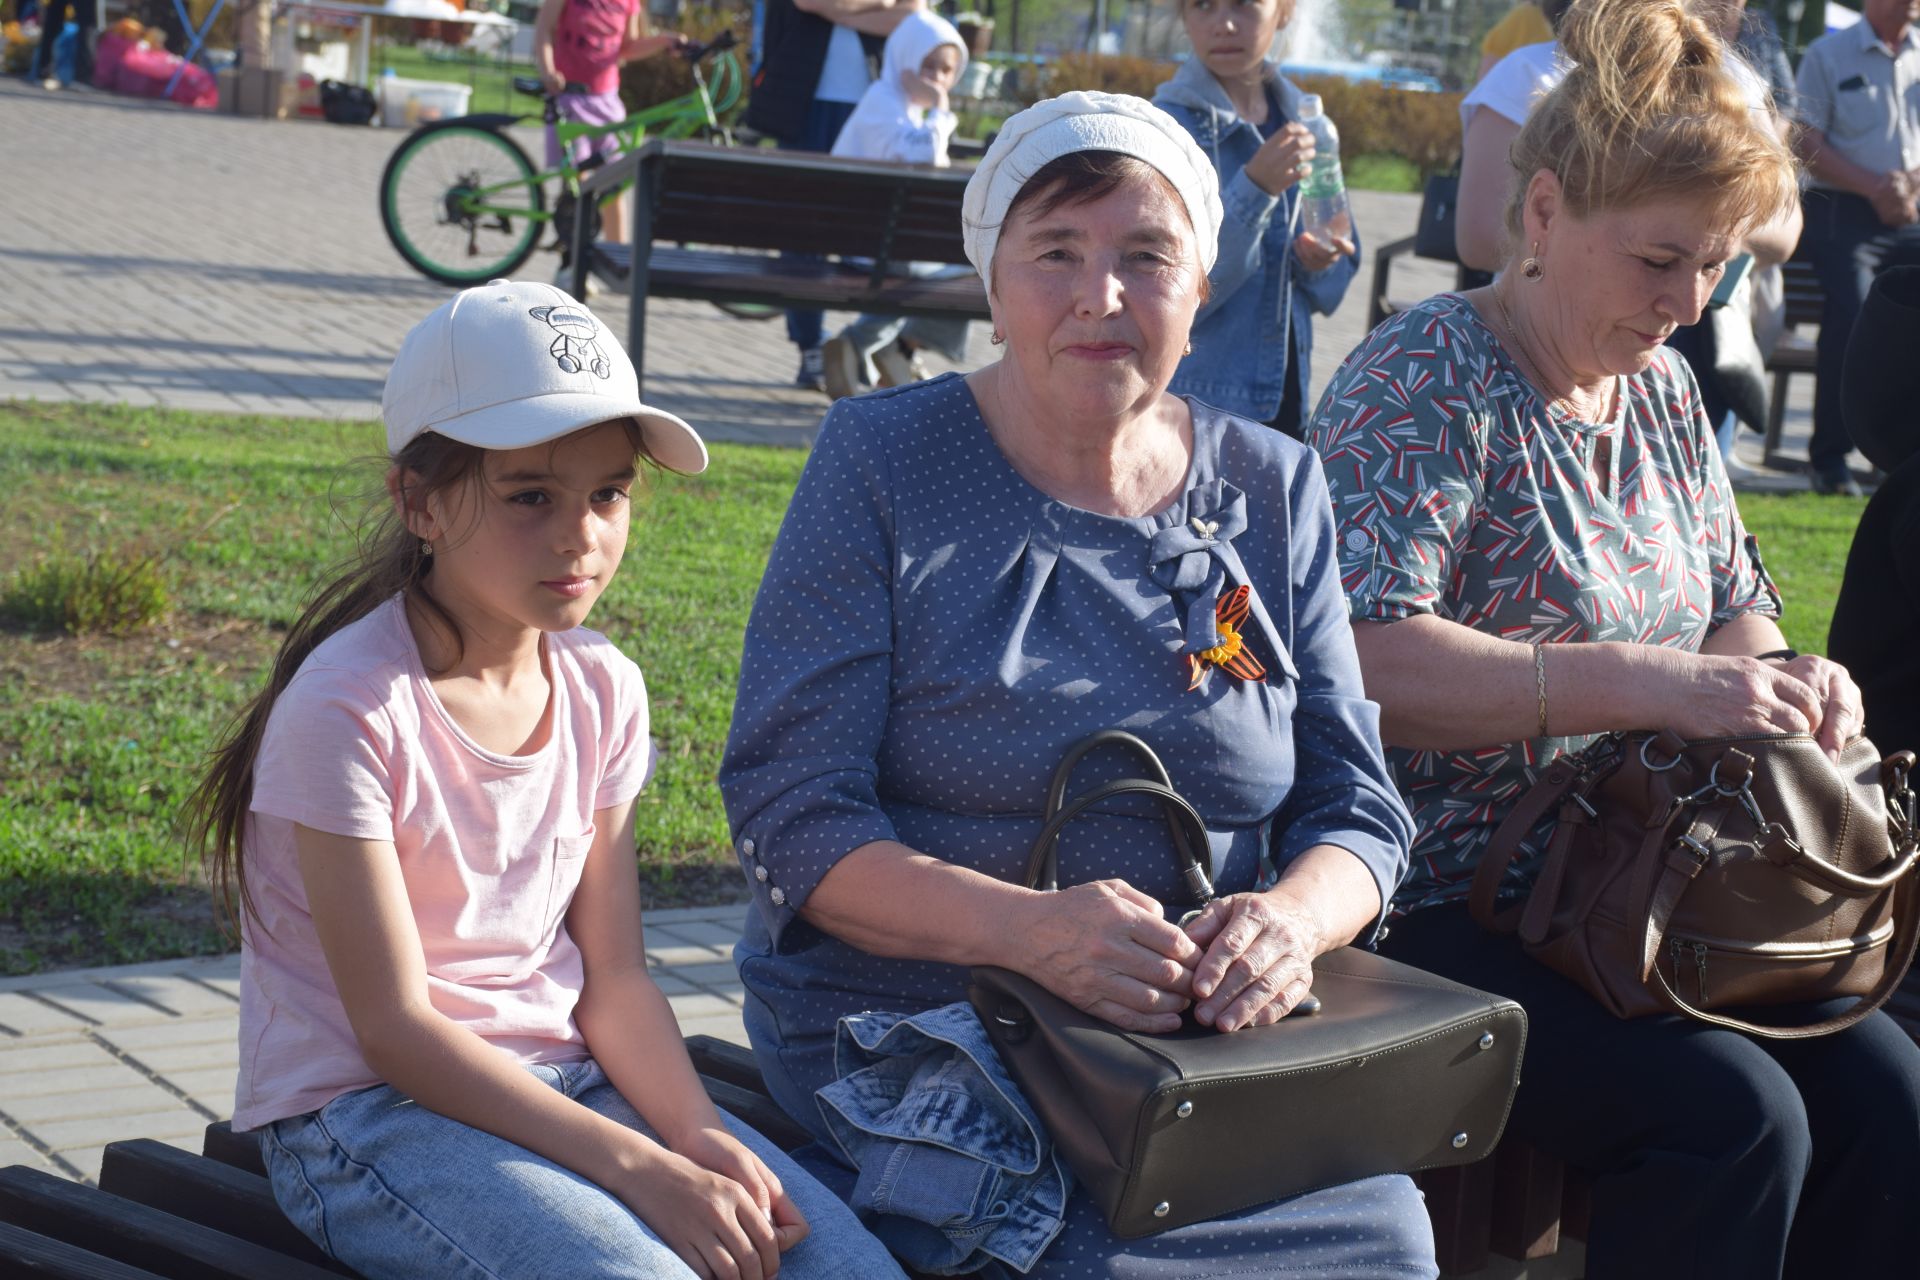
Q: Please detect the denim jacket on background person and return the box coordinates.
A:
[814,1003,1073,1277]
[1153,57,1361,429]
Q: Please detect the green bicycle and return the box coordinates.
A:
[378,31,743,287]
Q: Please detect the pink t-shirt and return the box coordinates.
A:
[232,596,654,1131]
[553,0,639,96]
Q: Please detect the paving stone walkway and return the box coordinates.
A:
[0,905,751,1186]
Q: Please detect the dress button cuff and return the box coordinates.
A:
[741,837,757,857]
[754,866,769,882]
[769,886,787,907]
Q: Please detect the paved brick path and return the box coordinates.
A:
[0,905,752,1185]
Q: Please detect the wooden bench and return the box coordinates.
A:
[566,140,990,394]
[1759,258,1823,472]
[0,1033,1588,1279]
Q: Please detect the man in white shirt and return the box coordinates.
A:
[1793,0,1920,494]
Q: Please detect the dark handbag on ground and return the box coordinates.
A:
[1413,172,1461,262]
[969,731,1526,1238]
[1471,729,1920,1038]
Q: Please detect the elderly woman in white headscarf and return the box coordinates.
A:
[719,92,1435,1278]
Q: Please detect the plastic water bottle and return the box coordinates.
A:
[1296,95,1351,244]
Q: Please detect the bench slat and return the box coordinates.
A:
[0,1219,167,1279]
[202,1122,267,1179]
[0,1165,338,1280]
[97,1141,352,1276]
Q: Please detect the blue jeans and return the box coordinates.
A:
[1796,189,1920,475]
[260,1058,908,1280]
[782,99,860,353]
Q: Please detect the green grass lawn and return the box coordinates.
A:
[1345,152,1425,194]
[0,401,804,974]
[0,402,1868,974]
[375,42,538,117]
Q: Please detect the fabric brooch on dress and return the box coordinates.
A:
[1147,483,1276,693]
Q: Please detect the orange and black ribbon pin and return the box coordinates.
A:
[1187,583,1268,690]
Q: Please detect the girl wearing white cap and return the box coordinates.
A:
[721,94,1437,1276]
[187,282,907,1280]
[1153,0,1359,437]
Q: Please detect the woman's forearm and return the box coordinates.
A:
[1353,615,1679,749]
[1268,844,1381,956]
[801,839,1039,967]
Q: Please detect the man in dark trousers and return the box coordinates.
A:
[1792,0,1920,494]
[747,0,923,391]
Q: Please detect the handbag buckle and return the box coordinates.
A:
[1675,833,1713,872]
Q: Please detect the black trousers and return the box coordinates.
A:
[1378,903,1920,1280]
[1795,189,1920,476]
[35,0,95,85]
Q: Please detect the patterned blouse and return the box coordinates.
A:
[1305,294,1781,915]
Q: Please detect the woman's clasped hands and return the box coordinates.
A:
[617,1124,809,1280]
[1021,880,1322,1035]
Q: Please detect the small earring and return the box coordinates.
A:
[1522,242,1544,281]
[1182,341,1193,357]
[988,331,1004,346]
[420,540,433,556]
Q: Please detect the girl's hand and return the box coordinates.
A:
[613,1145,794,1280]
[1180,890,1320,1032]
[675,1125,811,1255]
[541,68,566,95]
[1293,230,1355,272]
[1244,123,1316,196]
[1015,879,1203,1033]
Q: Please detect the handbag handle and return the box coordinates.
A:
[1024,730,1217,909]
[1638,824,1920,1039]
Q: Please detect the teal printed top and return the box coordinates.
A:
[1306,294,1781,914]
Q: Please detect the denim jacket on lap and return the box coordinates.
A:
[1153,57,1360,424]
[815,1003,1073,1275]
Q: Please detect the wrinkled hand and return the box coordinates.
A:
[1245,123,1316,196]
[616,1136,805,1280]
[1659,653,1845,750]
[1293,230,1355,273]
[1020,880,1203,1032]
[1180,890,1320,1032]
[1769,654,1864,760]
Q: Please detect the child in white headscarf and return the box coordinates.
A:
[821,10,974,399]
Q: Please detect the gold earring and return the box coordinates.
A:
[989,331,1004,346]
[1522,241,1544,281]
[1183,341,1193,357]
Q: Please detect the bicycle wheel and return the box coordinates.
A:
[380,121,547,286]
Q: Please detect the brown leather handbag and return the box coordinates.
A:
[972,731,1527,1237]
[1471,729,1920,1038]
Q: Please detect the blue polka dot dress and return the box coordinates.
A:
[720,373,1437,1278]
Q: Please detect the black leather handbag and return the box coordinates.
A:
[968,731,1528,1238]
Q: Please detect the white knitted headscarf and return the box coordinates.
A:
[961,91,1223,294]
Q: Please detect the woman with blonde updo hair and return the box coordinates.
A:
[1308,1,1920,1275]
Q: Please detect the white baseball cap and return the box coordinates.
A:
[381,279,708,474]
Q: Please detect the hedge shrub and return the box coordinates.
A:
[1013,55,1463,176]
